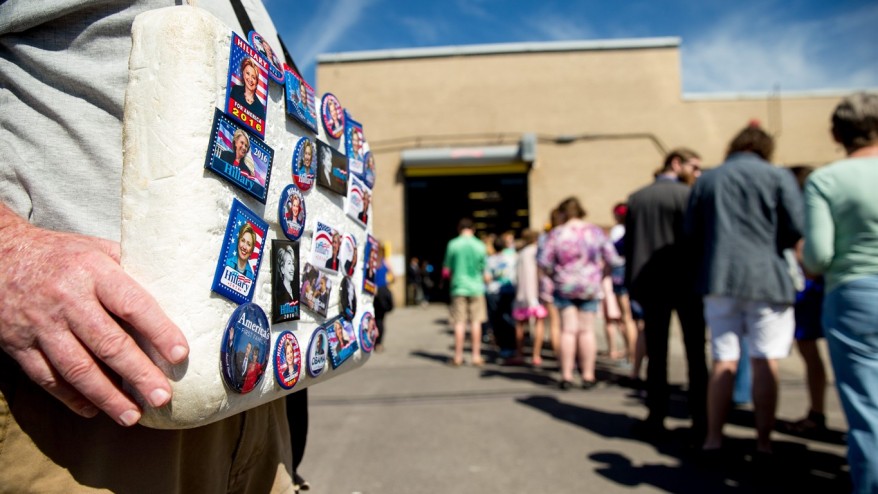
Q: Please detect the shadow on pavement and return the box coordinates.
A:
[517,394,851,493]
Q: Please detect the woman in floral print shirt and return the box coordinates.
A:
[539,197,621,389]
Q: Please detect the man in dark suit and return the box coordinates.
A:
[234,342,253,385]
[625,148,708,443]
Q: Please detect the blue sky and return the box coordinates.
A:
[265,0,877,95]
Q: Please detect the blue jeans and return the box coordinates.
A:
[823,276,878,494]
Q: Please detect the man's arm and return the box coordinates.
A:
[0,203,189,426]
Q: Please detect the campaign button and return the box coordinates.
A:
[274,331,302,390]
[220,303,271,394]
[307,327,329,377]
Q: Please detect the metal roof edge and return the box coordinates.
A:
[683,87,878,101]
[317,37,681,64]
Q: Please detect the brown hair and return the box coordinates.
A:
[457,217,474,232]
[557,197,586,220]
[727,124,774,161]
[520,229,539,246]
[662,148,700,171]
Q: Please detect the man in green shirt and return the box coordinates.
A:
[443,218,488,366]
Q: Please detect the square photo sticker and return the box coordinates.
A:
[362,234,379,295]
[345,175,371,228]
[211,199,268,305]
[345,113,366,177]
[225,33,270,138]
[271,239,301,323]
[300,262,332,317]
[325,315,359,368]
[316,140,348,196]
[284,68,318,133]
[310,221,342,273]
[204,109,274,203]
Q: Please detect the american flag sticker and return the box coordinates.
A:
[211,198,270,305]
[284,66,318,133]
[225,33,270,138]
[204,109,274,203]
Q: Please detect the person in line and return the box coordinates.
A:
[486,233,518,361]
[625,148,708,443]
[803,92,878,493]
[229,57,265,117]
[539,197,620,389]
[373,242,395,352]
[606,202,637,366]
[537,208,566,359]
[782,165,830,436]
[443,218,488,367]
[512,229,548,366]
[686,123,803,458]
[407,256,424,306]
[286,388,311,493]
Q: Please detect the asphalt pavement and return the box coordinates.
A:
[299,304,851,494]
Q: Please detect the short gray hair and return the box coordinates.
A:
[832,92,878,152]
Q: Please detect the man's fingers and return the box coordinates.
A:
[93,264,189,365]
[39,328,147,426]
[64,298,175,413]
[13,347,100,419]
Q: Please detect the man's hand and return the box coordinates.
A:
[0,205,189,426]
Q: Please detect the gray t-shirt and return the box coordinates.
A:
[0,0,275,240]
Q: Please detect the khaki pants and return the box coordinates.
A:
[0,359,294,494]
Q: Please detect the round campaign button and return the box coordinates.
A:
[248,30,285,85]
[321,93,345,139]
[359,312,378,353]
[340,276,357,322]
[307,327,329,377]
[274,331,302,390]
[292,137,316,191]
[220,303,271,394]
[278,184,306,241]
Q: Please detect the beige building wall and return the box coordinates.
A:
[316,39,849,302]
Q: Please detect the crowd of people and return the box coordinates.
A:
[441,93,878,493]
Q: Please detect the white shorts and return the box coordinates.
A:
[703,295,794,361]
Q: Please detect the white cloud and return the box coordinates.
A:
[395,15,445,45]
[523,13,596,41]
[682,5,878,93]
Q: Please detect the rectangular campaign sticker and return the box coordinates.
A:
[300,262,332,317]
[324,315,359,369]
[362,234,379,295]
[271,239,301,323]
[345,174,371,228]
[310,221,341,273]
[316,140,349,197]
[225,32,270,138]
[212,199,269,305]
[344,112,366,177]
[284,67,319,133]
[204,108,274,203]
